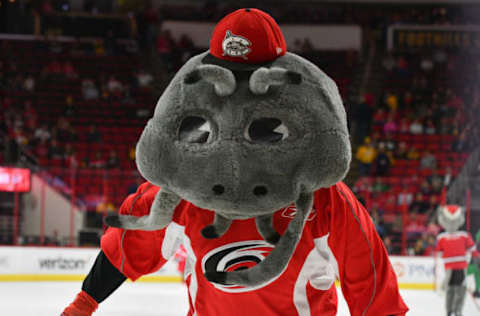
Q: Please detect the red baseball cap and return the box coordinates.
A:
[205,8,286,68]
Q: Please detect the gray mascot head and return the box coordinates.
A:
[438,205,465,233]
[106,8,351,287]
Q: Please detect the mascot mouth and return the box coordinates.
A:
[105,186,313,287]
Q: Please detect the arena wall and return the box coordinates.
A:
[0,247,439,289]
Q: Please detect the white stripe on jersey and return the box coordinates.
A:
[443,255,468,263]
[437,231,469,240]
[293,234,338,316]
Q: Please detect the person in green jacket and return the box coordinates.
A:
[467,230,480,297]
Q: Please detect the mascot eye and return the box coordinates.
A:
[179,116,211,143]
[245,118,289,143]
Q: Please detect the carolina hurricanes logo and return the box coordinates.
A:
[281,205,317,221]
[222,30,252,59]
[202,240,275,292]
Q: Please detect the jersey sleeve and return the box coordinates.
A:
[435,236,444,253]
[100,182,187,281]
[326,182,409,316]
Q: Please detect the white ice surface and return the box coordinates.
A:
[1,282,479,316]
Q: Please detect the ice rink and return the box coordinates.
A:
[1,281,479,315]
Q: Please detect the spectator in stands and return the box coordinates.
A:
[430,173,443,194]
[129,146,136,162]
[374,143,391,176]
[409,118,424,134]
[301,38,314,53]
[89,151,106,169]
[48,139,65,161]
[409,239,426,256]
[177,34,195,63]
[106,150,120,169]
[407,145,420,160]
[355,137,376,176]
[433,49,448,65]
[452,129,469,152]
[86,125,102,143]
[93,39,105,56]
[426,218,441,236]
[372,108,387,127]
[385,93,398,111]
[383,111,398,136]
[398,117,410,133]
[23,74,35,93]
[56,116,74,142]
[96,196,115,214]
[382,53,396,72]
[419,179,432,196]
[352,94,373,143]
[420,150,437,170]
[425,195,440,218]
[402,91,414,108]
[424,119,436,135]
[438,117,451,134]
[420,55,434,72]
[371,209,385,238]
[394,141,409,159]
[371,178,390,194]
[12,126,29,146]
[64,144,78,169]
[64,95,76,117]
[46,59,63,78]
[24,100,38,131]
[107,75,124,97]
[135,69,154,91]
[422,234,436,256]
[383,236,395,254]
[405,212,426,241]
[81,79,99,100]
[395,56,409,76]
[410,192,428,214]
[33,124,51,144]
[127,175,143,195]
[9,74,24,93]
[35,138,49,160]
[63,61,78,79]
[156,30,174,61]
[397,186,413,206]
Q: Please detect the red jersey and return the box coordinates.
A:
[435,231,478,270]
[101,182,408,316]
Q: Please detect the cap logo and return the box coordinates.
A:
[222,30,251,59]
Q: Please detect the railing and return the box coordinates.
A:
[0,166,142,247]
[447,147,479,205]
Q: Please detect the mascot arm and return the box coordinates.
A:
[328,183,409,316]
[62,182,184,316]
[101,182,185,280]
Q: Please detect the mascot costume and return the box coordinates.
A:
[62,8,408,316]
[436,205,478,316]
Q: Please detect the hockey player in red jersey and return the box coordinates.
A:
[62,8,408,316]
[436,205,479,316]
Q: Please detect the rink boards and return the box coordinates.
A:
[0,246,440,289]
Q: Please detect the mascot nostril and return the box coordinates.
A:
[212,185,225,196]
[253,186,268,196]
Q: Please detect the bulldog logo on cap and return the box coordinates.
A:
[222,30,251,59]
